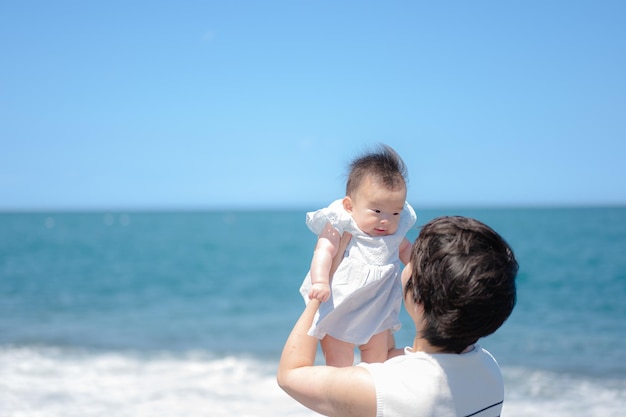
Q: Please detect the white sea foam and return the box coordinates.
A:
[0,346,318,417]
[502,366,626,417]
[1,347,625,417]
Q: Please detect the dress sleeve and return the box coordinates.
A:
[399,202,417,235]
[305,199,352,235]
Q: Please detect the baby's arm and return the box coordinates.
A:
[308,222,342,302]
[399,237,412,265]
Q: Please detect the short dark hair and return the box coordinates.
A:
[405,216,518,354]
[346,144,408,196]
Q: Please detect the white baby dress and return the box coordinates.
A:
[299,199,417,345]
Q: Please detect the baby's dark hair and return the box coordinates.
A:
[346,144,408,196]
[405,216,518,354]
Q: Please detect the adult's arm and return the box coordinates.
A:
[399,237,412,265]
[276,298,377,417]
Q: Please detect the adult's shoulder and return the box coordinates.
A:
[359,350,443,379]
[358,352,450,416]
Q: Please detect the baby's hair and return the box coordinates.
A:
[346,144,408,196]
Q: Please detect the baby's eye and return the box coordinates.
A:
[393,212,400,216]
[374,209,381,213]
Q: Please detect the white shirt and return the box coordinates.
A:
[358,345,504,417]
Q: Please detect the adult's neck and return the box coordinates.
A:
[411,336,443,354]
[411,337,473,354]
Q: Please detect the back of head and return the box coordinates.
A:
[405,216,518,353]
[346,144,408,196]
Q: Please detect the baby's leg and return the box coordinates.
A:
[359,331,389,363]
[321,335,355,367]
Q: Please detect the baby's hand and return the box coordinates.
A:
[309,282,331,302]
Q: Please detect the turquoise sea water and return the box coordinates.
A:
[1,207,625,416]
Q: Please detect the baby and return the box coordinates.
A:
[300,144,416,366]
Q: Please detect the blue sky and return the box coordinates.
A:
[1,1,625,210]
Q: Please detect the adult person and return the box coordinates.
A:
[277,216,518,417]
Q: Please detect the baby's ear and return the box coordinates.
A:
[342,196,353,213]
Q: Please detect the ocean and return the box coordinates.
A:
[1,207,625,416]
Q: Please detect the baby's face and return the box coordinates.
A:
[344,175,406,237]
